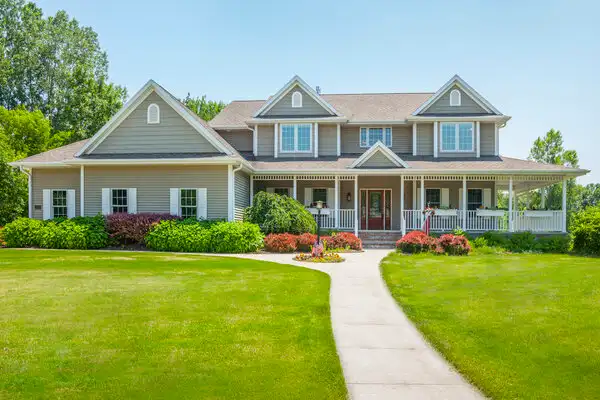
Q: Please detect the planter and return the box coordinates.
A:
[476,210,506,217]
[434,209,458,216]
[307,208,331,215]
[524,211,555,218]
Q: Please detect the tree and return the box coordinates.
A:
[580,184,600,209]
[182,94,227,121]
[0,132,27,224]
[0,0,126,140]
[0,106,50,157]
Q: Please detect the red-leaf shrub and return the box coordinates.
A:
[106,213,180,244]
[396,231,437,253]
[296,233,317,252]
[438,234,471,255]
[264,233,298,252]
[324,232,362,250]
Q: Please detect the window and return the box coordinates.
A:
[280,124,312,152]
[147,103,160,124]
[111,189,128,213]
[440,122,473,152]
[468,189,483,210]
[291,91,303,108]
[274,188,290,196]
[425,189,441,208]
[312,188,327,205]
[450,89,461,106]
[52,190,68,218]
[360,127,392,148]
[180,189,197,218]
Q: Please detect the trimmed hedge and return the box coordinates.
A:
[570,206,600,255]
[3,216,108,249]
[244,191,317,234]
[106,213,180,245]
[145,220,263,253]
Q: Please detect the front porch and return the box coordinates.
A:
[251,173,568,235]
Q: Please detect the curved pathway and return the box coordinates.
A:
[237,251,484,399]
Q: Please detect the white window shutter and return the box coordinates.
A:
[304,188,312,206]
[197,188,207,220]
[458,190,463,210]
[441,188,450,208]
[66,189,76,218]
[266,188,275,193]
[170,188,180,216]
[483,188,492,209]
[102,188,111,215]
[327,188,335,208]
[43,189,52,220]
[128,188,137,214]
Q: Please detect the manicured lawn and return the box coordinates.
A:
[0,249,346,399]
[381,252,600,400]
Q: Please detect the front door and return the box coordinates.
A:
[360,189,392,230]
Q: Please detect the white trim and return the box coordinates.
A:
[449,89,461,106]
[227,164,234,221]
[334,176,339,228]
[412,75,502,115]
[292,175,297,199]
[433,122,438,158]
[412,124,417,155]
[291,91,302,108]
[408,115,511,123]
[336,124,341,157]
[249,176,254,205]
[359,126,393,148]
[359,188,393,231]
[26,169,32,218]
[509,177,514,232]
[77,80,233,156]
[354,176,358,236]
[462,176,467,228]
[147,103,160,124]
[253,124,258,156]
[246,116,347,124]
[314,122,319,158]
[476,121,481,158]
[80,165,85,216]
[279,123,313,154]
[252,75,339,117]
[400,175,405,235]
[562,178,567,233]
[439,122,475,153]
[350,142,409,168]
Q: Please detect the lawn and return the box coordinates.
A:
[381,252,600,400]
[0,249,346,399]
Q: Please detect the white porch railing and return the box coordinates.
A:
[511,210,563,232]
[311,209,355,230]
[339,209,355,230]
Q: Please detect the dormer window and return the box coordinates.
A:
[291,91,302,108]
[147,103,160,124]
[450,89,461,107]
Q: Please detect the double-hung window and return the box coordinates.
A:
[280,124,312,152]
[274,188,290,196]
[180,189,197,218]
[360,127,392,148]
[111,189,129,213]
[425,189,441,208]
[467,189,483,210]
[440,122,474,152]
[52,190,68,218]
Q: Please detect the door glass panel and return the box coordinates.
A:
[369,192,382,217]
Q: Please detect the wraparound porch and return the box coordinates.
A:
[250,173,569,235]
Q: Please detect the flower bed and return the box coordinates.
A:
[294,252,345,263]
[263,232,362,253]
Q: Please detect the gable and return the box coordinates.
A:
[262,85,333,117]
[421,85,490,115]
[90,91,221,155]
[350,142,409,169]
[359,152,403,168]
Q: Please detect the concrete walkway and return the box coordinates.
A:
[239,251,484,400]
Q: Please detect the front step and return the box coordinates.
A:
[359,232,402,249]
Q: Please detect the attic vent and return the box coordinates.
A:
[450,89,461,107]
[147,103,160,124]
[291,91,302,108]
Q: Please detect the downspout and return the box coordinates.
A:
[230,163,243,221]
[19,166,32,218]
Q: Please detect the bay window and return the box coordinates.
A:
[360,127,392,148]
[440,122,474,152]
[280,124,312,152]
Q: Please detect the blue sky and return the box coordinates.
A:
[38,0,599,183]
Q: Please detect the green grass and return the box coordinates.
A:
[381,252,600,400]
[0,249,346,399]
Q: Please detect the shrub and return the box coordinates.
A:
[472,236,489,248]
[3,218,44,247]
[244,191,316,234]
[263,233,297,253]
[296,233,317,252]
[481,231,510,248]
[106,213,179,245]
[0,226,5,247]
[508,231,537,252]
[396,231,437,254]
[324,232,362,251]
[537,235,572,254]
[451,227,473,241]
[438,234,471,255]
[570,206,600,255]
[145,220,263,253]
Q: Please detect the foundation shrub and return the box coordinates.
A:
[244,191,316,234]
[570,206,600,255]
[396,231,437,254]
[263,233,298,253]
[438,234,471,255]
[106,213,179,245]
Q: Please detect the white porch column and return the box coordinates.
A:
[412,123,417,156]
[80,165,85,216]
[400,175,405,235]
[420,176,425,224]
[334,176,339,228]
[250,176,254,206]
[509,177,514,232]
[292,175,297,200]
[462,176,467,229]
[253,124,258,156]
[274,123,279,158]
[336,124,341,156]
[27,170,32,218]
[354,176,359,235]
[476,121,481,158]
[314,123,319,158]
[433,122,438,158]
[540,187,546,209]
[227,165,234,221]
[562,178,567,233]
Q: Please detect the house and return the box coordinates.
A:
[11,75,589,239]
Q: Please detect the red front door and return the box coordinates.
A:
[360,189,392,230]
